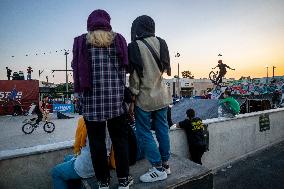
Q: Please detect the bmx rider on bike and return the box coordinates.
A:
[34,95,49,125]
[212,60,235,85]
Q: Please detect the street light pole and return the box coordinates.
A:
[265,65,269,84]
[272,66,276,78]
[175,52,180,97]
[64,50,69,101]
[178,63,180,97]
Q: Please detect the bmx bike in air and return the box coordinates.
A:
[209,70,219,85]
[209,70,226,86]
[22,112,55,134]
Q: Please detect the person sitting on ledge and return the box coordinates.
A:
[219,90,240,118]
[51,116,142,189]
[176,109,206,165]
[51,117,95,189]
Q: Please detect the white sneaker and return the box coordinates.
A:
[140,167,167,183]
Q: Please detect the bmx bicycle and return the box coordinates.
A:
[209,70,227,87]
[22,112,55,134]
[209,70,219,85]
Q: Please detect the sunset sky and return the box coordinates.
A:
[0,0,283,83]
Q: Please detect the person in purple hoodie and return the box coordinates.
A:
[72,9,132,189]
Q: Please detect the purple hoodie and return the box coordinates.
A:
[72,9,128,93]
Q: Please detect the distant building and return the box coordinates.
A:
[39,81,57,88]
[164,78,214,97]
[39,81,56,97]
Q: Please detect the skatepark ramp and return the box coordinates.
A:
[171,98,219,122]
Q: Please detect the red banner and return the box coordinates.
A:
[0,80,39,115]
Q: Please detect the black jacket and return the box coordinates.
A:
[179,117,206,146]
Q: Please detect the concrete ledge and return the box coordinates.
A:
[0,108,283,189]
[202,107,284,124]
[82,154,213,189]
[0,140,74,160]
[2,108,283,161]
[0,147,73,189]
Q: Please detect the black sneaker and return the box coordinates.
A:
[118,175,134,189]
[98,181,109,189]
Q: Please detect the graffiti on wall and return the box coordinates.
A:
[226,79,284,95]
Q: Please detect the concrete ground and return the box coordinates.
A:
[0,99,219,151]
[0,113,80,151]
[214,141,284,189]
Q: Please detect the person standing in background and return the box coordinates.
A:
[6,67,12,80]
[27,66,33,80]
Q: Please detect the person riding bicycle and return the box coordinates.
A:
[34,95,49,125]
[212,60,235,85]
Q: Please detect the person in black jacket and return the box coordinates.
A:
[177,109,206,165]
[6,67,12,80]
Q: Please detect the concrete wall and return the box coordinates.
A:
[170,108,284,170]
[1,108,283,188]
[0,141,73,189]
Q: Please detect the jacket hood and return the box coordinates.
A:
[87,9,112,32]
[131,15,155,41]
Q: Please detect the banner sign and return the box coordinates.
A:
[53,104,74,113]
[0,80,39,115]
[259,114,270,132]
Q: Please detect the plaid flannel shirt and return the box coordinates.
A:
[81,43,126,122]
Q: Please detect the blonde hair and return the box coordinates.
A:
[86,30,115,47]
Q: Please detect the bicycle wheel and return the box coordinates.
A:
[22,123,34,134]
[209,71,217,83]
[43,122,55,133]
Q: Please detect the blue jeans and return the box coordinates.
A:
[135,106,170,166]
[51,155,81,189]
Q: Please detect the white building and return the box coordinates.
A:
[164,78,215,97]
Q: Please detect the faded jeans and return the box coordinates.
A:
[135,106,170,166]
[51,155,81,189]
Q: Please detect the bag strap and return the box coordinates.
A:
[109,56,130,110]
[108,54,127,87]
[140,39,164,73]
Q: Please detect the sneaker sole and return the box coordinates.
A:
[140,173,167,183]
[165,169,171,175]
[118,179,134,189]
